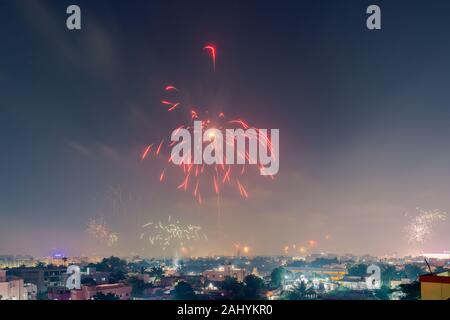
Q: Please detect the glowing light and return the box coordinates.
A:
[165,85,178,92]
[207,130,216,140]
[139,42,277,243]
[140,216,207,251]
[405,208,447,244]
[203,44,216,71]
[87,218,119,247]
[141,145,152,160]
[308,240,318,248]
[141,44,276,203]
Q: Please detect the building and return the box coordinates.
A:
[11,267,67,293]
[423,252,450,261]
[420,271,450,300]
[45,253,69,267]
[0,269,27,300]
[24,283,37,300]
[203,264,246,282]
[71,283,132,300]
[159,275,204,288]
[48,287,71,300]
[82,267,110,285]
[251,267,260,277]
[0,255,36,268]
[337,276,367,290]
[390,278,411,289]
[285,266,347,281]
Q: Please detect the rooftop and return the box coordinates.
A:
[420,272,450,284]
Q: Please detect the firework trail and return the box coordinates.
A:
[140,43,277,244]
[87,218,119,247]
[203,45,216,72]
[140,216,207,251]
[283,240,318,255]
[141,44,276,205]
[405,208,447,244]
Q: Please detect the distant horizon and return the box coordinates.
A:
[2,251,450,260]
[1,0,450,258]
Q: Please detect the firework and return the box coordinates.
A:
[87,218,119,247]
[283,243,309,255]
[308,239,318,248]
[140,216,207,251]
[405,208,447,244]
[140,44,276,204]
[203,44,216,72]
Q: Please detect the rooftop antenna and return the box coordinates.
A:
[424,257,432,274]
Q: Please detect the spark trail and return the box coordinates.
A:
[405,208,447,244]
[141,44,276,204]
[87,218,119,247]
[203,45,216,72]
[140,216,207,251]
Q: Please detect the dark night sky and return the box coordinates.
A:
[0,0,449,257]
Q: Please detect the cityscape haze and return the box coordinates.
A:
[0,1,449,303]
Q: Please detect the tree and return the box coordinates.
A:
[92,256,127,273]
[81,277,97,286]
[128,276,153,298]
[148,266,164,280]
[173,281,196,300]
[434,266,449,274]
[36,291,48,300]
[380,265,398,285]
[270,267,285,288]
[93,292,120,300]
[304,287,318,300]
[221,276,244,299]
[243,275,264,299]
[321,286,352,300]
[318,282,325,292]
[127,260,151,273]
[404,265,424,281]
[399,281,420,300]
[178,260,186,272]
[309,257,339,268]
[286,260,306,268]
[109,270,126,284]
[373,285,391,300]
[285,281,307,300]
[347,264,368,277]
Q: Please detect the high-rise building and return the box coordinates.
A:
[0,269,27,300]
[11,267,67,293]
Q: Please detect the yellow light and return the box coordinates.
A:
[207,130,217,140]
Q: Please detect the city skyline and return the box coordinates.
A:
[1,0,450,258]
